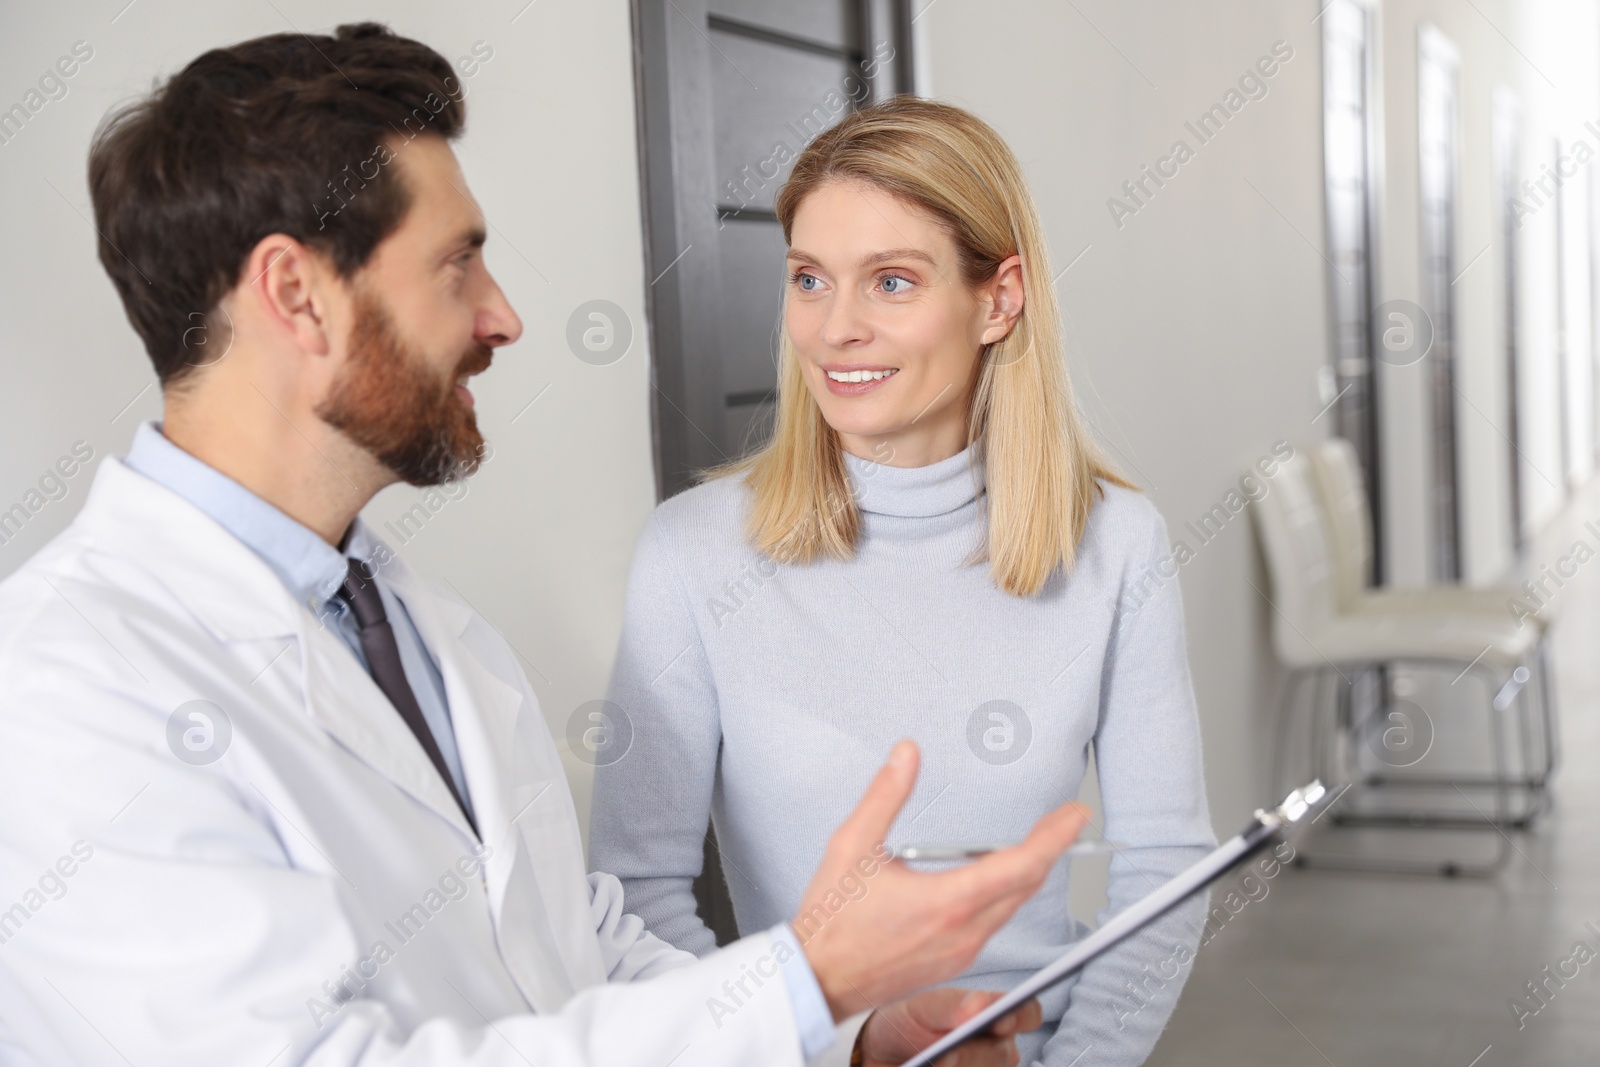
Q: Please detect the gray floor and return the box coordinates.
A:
[1145,481,1600,1067]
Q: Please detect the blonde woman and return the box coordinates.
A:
[591,98,1214,1066]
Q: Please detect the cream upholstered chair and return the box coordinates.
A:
[1306,439,1557,792]
[1307,438,1550,629]
[1251,446,1546,876]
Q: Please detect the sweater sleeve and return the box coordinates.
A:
[588,512,725,958]
[1037,502,1216,1067]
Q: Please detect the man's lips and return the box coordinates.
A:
[453,347,493,408]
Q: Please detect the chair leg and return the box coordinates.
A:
[1479,664,1514,874]
[1296,662,1519,877]
[1311,666,1344,789]
[1272,667,1311,801]
[1497,656,1548,826]
[1537,637,1560,780]
[1348,664,1393,785]
[1514,639,1558,822]
[1516,647,1555,821]
[1336,652,1553,827]
[1293,667,1326,794]
[1512,664,1537,790]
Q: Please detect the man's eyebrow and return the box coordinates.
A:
[786,247,937,269]
[452,225,488,252]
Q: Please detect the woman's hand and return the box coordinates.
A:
[793,739,1088,1019]
[858,989,1044,1067]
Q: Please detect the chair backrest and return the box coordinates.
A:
[1307,438,1372,610]
[1249,446,1341,667]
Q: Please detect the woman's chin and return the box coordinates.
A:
[817,411,900,441]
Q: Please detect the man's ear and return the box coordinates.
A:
[978,253,1026,345]
[241,234,340,358]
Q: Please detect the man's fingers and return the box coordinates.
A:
[831,739,919,855]
[888,801,1090,981]
[960,886,1037,956]
[943,801,1092,903]
[945,834,1081,956]
[1020,800,1092,855]
[978,801,1089,896]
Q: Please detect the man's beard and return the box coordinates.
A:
[317,288,493,487]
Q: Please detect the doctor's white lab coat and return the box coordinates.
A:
[0,457,858,1066]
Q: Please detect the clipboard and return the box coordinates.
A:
[902,780,1329,1067]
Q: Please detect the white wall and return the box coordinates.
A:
[0,0,657,832]
[1514,0,1600,522]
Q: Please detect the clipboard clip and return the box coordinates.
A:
[1255,779,1328,830]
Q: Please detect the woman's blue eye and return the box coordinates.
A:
[791,271,819,291]
[881,274,911,293]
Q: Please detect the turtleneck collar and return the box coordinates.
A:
[843,444,986,518]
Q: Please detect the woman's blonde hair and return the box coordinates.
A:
[709,96,1131,597]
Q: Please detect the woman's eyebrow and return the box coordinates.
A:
[785,247,937,268]
[860,248,936,269]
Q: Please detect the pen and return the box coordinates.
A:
[890,841,1128,862]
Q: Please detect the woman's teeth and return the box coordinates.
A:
[825,368,897,383]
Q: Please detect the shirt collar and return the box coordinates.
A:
[123,420,361,612]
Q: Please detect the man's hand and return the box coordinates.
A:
[858,989,1044,1067]
[793,740,1089,1019]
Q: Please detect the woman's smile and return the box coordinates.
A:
[821,363,899,396]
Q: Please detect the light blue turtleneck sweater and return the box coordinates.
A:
[591,446,1215,1066]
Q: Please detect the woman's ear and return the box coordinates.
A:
[978,254,1025,345]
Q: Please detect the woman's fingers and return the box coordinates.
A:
[934,1034,1020,1067]
[987,998,1043,1037]
[901,987,992,1033]
[926,990,1042,1038]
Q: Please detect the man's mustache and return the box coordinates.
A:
[455,342,493,381]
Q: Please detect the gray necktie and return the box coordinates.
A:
[337,558,477,836]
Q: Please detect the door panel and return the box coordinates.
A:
[707,0,858,50]
[709,38,860,215]
[635,0,913,497]
[712,218,789,401]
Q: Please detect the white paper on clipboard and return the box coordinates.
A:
[902,781,1328,1067]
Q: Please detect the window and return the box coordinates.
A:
[1321,0,1384,582]
[1417,24,1461,581]
[1493,89,1524,551]
[1555,133,1596,491]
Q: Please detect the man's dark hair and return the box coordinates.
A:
[88,22,466,386]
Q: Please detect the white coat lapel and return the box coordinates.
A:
[382,562,592,1014]
[295,610,480,844]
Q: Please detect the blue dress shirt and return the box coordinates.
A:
[121,420,834,1059]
